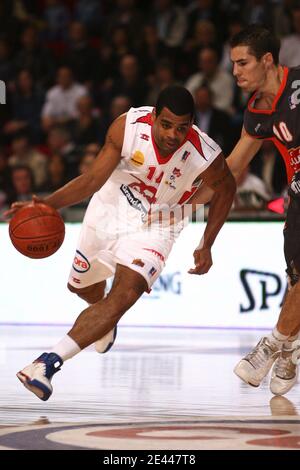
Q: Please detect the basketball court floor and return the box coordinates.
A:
[1,325,300,450]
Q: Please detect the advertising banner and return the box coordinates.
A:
[0,222,286,329]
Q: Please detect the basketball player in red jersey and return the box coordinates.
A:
[6,86,236,400]
[189,25,300,396]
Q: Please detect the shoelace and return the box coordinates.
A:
[246,339,277,369]
[274,354,296,379]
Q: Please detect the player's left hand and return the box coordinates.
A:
[188,247,212,275]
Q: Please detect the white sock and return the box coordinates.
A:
[51,335,81,362]
[267,327,289,348]
[283,333,299,351]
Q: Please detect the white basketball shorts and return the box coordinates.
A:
[68,194,175,291]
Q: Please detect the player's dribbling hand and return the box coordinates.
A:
[2,195,43,220]
[188,247,212,275]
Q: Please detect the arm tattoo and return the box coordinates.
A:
[106,133,121,152]
[210,171,231,189]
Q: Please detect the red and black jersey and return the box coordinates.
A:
[244,66,300,183]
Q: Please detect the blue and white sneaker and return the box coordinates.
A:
[17,352,63,401]
[94,326,118,353]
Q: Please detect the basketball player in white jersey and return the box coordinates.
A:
[7,86,236,401]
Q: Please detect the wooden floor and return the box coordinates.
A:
[0,325,300,450]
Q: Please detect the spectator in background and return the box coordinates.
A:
[108,95,132,123]
[40,153,67,193]
[241,0,271,27]
[138,24,167,78]
[79,151,96,175]
[41,66,88,132]
[4,69,44,144]
[0,0,21,42]
[272,0,294,38]
[147,59,178,106]
[233,165,271,211]
[69,95,104,147]
[0,148,10,209]
[153,0,187,49]
[250,141,287,197]
[6,165,35,206]
[185,47,235,113]
[106,0,144,49]
[193,84,237,156]
[46,125,80,180]
[279,2,300,67]
[0,38,15,86]
[74,0,103,35]
[221,18,244,72]
[66,22,98,86]
[186,0,223,40]
[84,142,101,157]
[109,25,134,64]
[14,24,54,88]
[43,0,70,41]
[105,54,148,108]
[8,131,47,189]
[184,20,219,75]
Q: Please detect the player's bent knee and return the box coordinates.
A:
[67,282,105,304]
[111,287,143,314]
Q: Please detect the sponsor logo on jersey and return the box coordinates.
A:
[143,248,165,262]
[132,259,145,267]
[289,80,300,109]
[120,184,148,220]
[289,147,300,169]
[140,133,150,141]
[164,167,182,189]
[181,150,190,161]
[173,167,182,177]
[130,150,145,166]
[148,266,157,277]
[128,177,157,204]
[72,250,90,273]
[255,123,261,132]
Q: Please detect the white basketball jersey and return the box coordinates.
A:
[94,106,221,235]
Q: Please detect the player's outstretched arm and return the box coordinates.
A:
[226,127,263,180]
[3,115,126,218]
[186,127,263,208]
[188,153,236,275]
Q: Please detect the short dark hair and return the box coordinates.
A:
[230,25,280,65]
[156,85,195,119]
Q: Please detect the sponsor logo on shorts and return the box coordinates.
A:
[143,248,165,262]
[72,250,90,273]
[72,277,81,284]
[120,184,148,221]
[132,259,145,267]
[148,266,157,277]
[130,150,145,166]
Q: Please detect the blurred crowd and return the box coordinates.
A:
[0,0,298,219]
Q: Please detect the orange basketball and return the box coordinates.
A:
[9,203,65,259]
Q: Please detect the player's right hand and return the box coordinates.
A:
[2,195,43,220]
